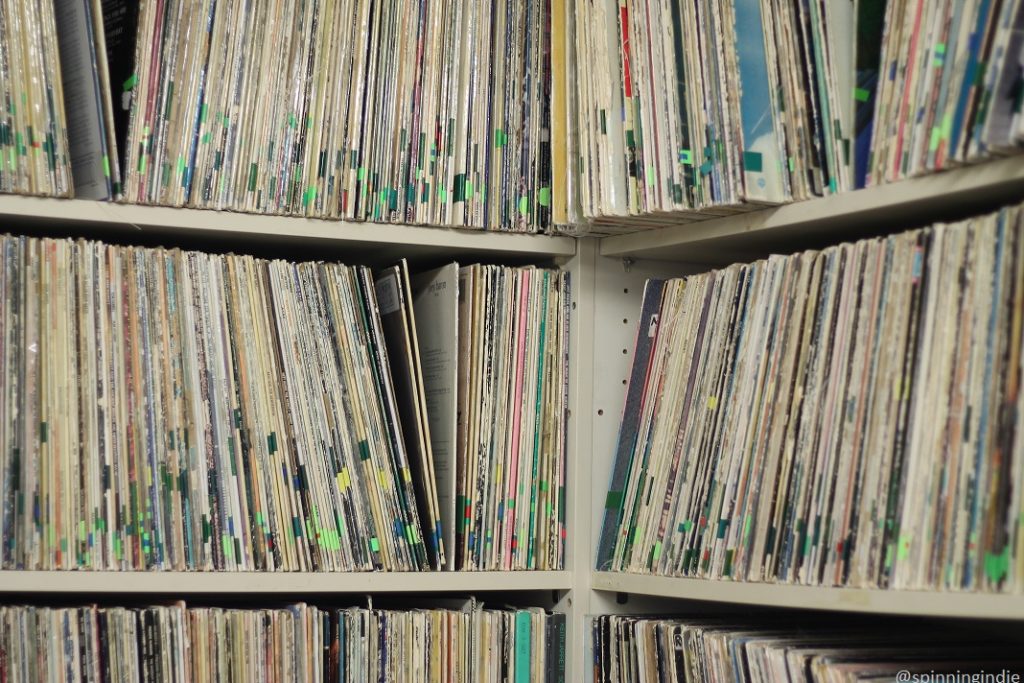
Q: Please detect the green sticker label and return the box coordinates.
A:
[984,546,1011,583]
[743,151,763,173]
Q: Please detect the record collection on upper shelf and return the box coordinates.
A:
[7,0,1024,241]
[574,0,1024,234]
[6,0,562,227]
[0,0,72,198]
[41,0,565,234]
[598,201,1024,594]
[0,233,569,572]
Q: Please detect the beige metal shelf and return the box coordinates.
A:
[598,155,1024,265]
[0,195,576,263]
[592,571,1024,620]
[0,570,573,594]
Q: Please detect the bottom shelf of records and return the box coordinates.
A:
[0,599,566,681]
[591,614,1024,683]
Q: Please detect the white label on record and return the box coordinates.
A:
[648,313,660,338]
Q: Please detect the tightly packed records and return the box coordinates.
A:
[0,602,566,682]
[598,202,1024,592]
[0,235,431,570]
[450,264,570,570]
[0,232,569,573]
[0,234,568,572]
[372,261,570,571]
[0,0,72,196]
[592,615,1024,683]
[866,0,1024,184]
[573,0,854,223]
[108,0,554,233]
[570,0,1024,230]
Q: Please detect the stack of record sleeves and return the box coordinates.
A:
[572,0,1024,230]
[102,0,554,233]
[0,602,567,681]
[599,202,1024,594]
[0,234,570,573]
[0,0,72,197]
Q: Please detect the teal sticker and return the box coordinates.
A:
[743,151,763,173]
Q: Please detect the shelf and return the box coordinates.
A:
[0,195,576,264]
[592,572,1024,620]
[599,155,1024,265]
[0,570,572,595]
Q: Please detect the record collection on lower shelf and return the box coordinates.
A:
[0,601,566,681]
[591,614,1023,683]
[598,200,1024,593]
[0,232,569,573]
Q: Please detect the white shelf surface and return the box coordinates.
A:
[592,572,1024,620]
[0,570,572,594]
[0,195,576,261]
[599,155,1024,264]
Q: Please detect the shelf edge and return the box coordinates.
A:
[0,196,577,258]
[599,156,1024,260]
[0,570,573,594]
[591,572,1024,620]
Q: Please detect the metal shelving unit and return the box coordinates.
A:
[3,155,1024,680]
[0,197,588,676]
[580,158,1024,639]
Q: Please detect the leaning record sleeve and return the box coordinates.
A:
[595,278,666,570]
